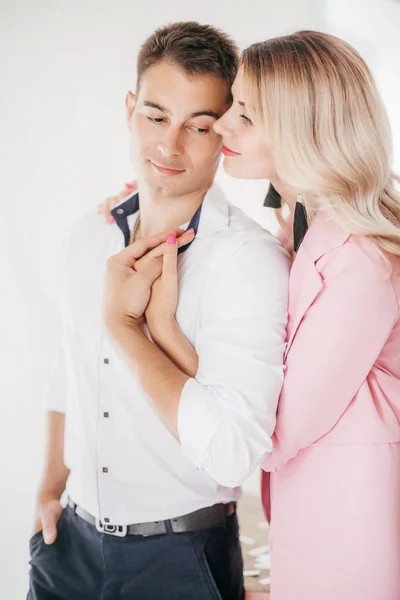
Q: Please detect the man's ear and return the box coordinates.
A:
[125,92,136,128]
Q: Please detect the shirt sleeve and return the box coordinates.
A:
[264,239,399,471]
[44,309,68,414]
[43,244,72,414]
[178,234,290,487]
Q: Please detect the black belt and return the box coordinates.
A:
[68,498,235,538]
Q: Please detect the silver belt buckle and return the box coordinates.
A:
[95,518,128,537]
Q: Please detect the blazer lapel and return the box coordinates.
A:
[284,211,351,359]
[284,251,323,358]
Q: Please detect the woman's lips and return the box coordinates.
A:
[150,161,186,176]
[221,145,241,157]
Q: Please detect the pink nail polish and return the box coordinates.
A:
[125,182,134,190]
[167,235,177,245]
[108,216,114,224]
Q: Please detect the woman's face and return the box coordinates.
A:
[214,66,277,180]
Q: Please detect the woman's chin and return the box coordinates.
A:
[222,156,269,180]
[222,158,250,180]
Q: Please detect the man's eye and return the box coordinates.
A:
[190,126,210,134]
[146,116,165,124]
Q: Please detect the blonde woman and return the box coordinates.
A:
[100,30,400,600]
[222,32,400,600]
[217,32,400,600]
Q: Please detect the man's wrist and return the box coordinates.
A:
[37,485,63,505]
[107,314,145,338]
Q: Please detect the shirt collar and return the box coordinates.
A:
[110,183,230,250]
[263,184,282,209]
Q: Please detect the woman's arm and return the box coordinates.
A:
[149,318,199,378]
[141,237,199,377]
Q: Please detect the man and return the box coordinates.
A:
[29,22,289,600]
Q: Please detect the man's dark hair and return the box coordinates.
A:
[136,21,239,99]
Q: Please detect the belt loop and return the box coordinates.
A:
[68,497,78,515]
[165,519,173,534]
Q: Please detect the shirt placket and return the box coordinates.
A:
[95,332,115,525]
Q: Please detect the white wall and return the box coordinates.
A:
[322,0,400,170]
[0,2,320,597]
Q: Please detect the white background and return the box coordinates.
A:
[1,1,399,597]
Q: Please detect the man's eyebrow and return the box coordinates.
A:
[143,102,220,120]
[190,110,220,120]
[143,101,170,113]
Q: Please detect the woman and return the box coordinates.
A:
[232,32,400,600]
[101,31,400,599]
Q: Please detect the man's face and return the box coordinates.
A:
[126,61,231,198]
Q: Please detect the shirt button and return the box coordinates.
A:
[102,467,108,473]
[103,412,109,418]
[116,208,124,215]
[103,358,109,364]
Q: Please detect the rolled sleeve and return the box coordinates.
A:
[178,234,290,487]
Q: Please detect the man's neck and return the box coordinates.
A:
[136,181,210,238]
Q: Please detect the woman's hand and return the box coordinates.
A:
[98,181,137,224]
[145,235,180,340]
[142,234,199,377]
[133,230,194,338]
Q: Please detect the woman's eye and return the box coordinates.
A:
[239,114,253,126]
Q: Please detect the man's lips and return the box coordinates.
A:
[221,145,241,157]
[150,160,186,176]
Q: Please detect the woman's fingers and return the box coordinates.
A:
[134,229,194,272]
[98,181,138,223]
[163,235,178,277]
[111,231,172,269]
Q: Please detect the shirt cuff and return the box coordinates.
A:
[177,377,219,471]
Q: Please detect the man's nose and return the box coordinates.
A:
[158,127,183,159]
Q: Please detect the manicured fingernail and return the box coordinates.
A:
[167,235,176,245]
[125,182,134,190]
[108,217,114,224]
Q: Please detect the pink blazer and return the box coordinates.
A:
[261,211,400,600]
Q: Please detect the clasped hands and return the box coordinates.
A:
[104,227,195,341]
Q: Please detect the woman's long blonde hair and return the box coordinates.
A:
[242,31,400,263]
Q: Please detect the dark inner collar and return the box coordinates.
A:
[110,192,202,253]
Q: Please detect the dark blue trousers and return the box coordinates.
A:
[28,504,244,599]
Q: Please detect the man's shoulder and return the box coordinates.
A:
[67,209,110,249]
[222,202,288,259]
[202,202,290,281]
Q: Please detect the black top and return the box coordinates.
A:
[264,184,308,252]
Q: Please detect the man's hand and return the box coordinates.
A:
[104,232,167,332]
[32,495,63,545]
[104,229,193,333]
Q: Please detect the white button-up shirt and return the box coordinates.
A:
[46,184,289,525]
